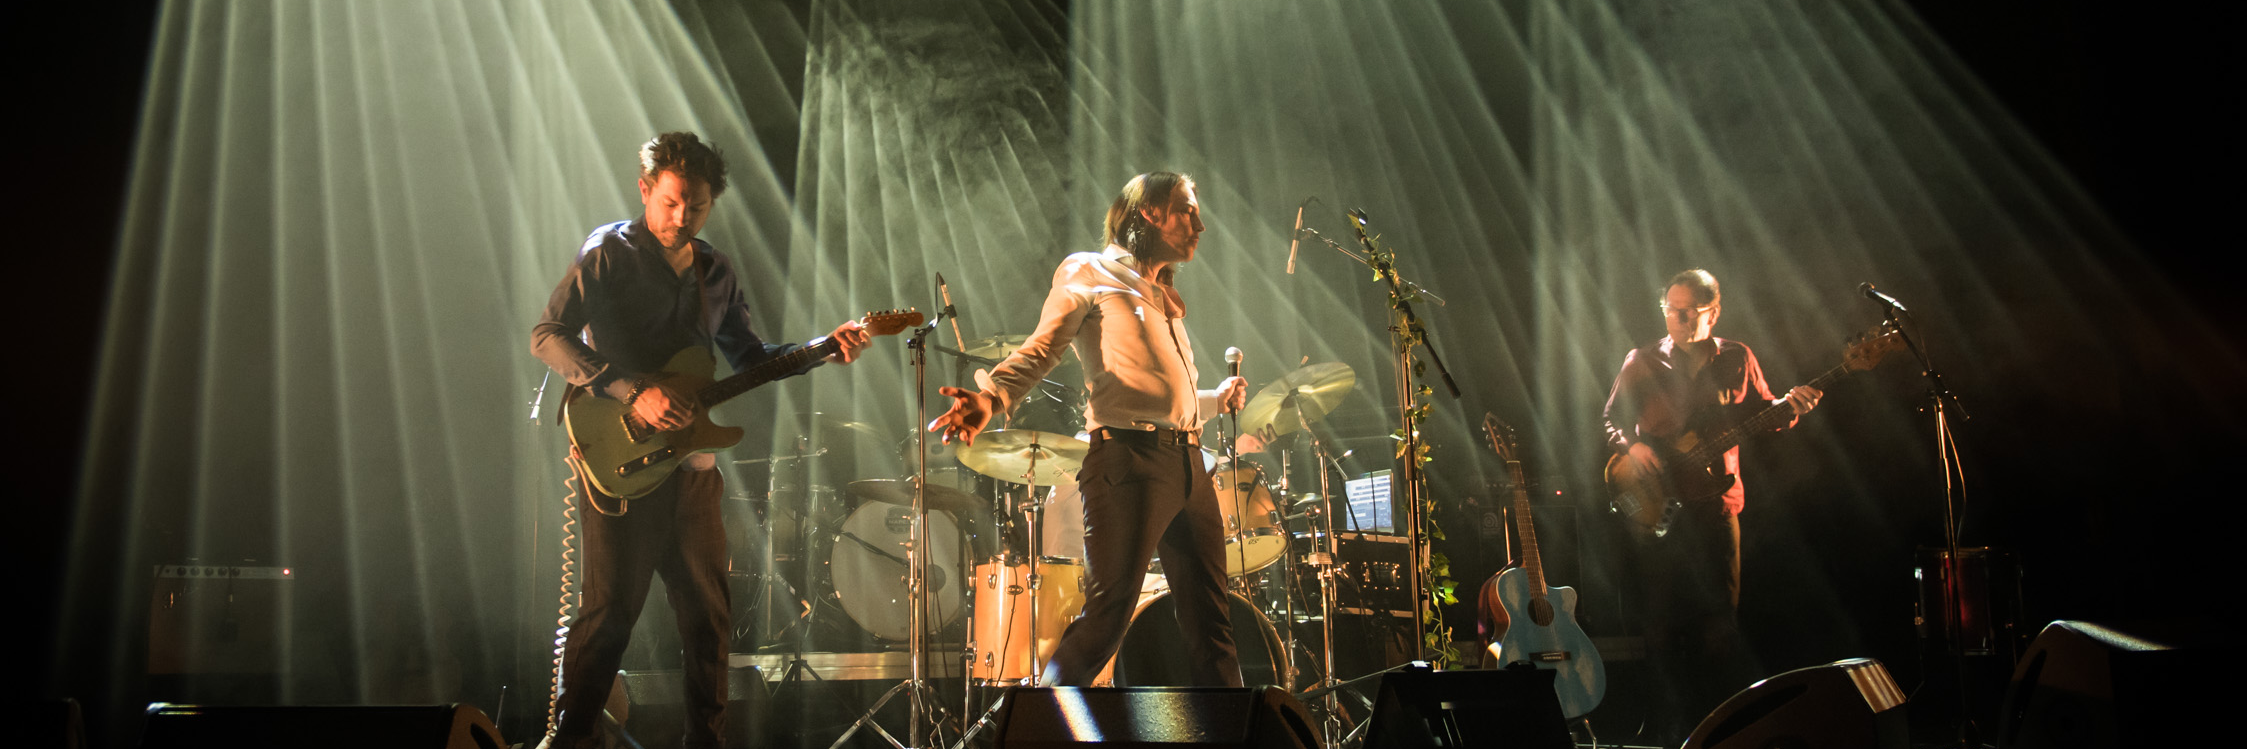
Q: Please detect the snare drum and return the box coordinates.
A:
[969,557,1086,683]
[1212,464,1286,576]
[1095,589,1292,689]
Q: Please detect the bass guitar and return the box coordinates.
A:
[1484,412,1607,719]
[1605,324,1902,536]
[563,309,924,512]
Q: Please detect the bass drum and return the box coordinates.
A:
[826,502,966,641]
[1099,590,1292,690]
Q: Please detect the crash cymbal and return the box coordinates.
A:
[963,334,1031,361]
[845,478,985,514]
[955,429,1088,486]
[960,333,1077,363]
[1238,362,1356,437]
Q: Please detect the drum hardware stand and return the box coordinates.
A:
[946,426,1057,749]
[1290,395,1350,746]
[831,310,952,749]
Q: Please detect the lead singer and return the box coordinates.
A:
[930,171,1249,687]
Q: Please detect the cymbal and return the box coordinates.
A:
[1238,362,1356,437]
[956,429,1088,486]
[845,478,984,514]
[961,334,1076,363]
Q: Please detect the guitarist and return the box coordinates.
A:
[1601,269,1818,733]
[529,132,870,749]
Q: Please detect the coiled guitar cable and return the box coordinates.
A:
[544,449,596,741]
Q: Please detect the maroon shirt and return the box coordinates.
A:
[1602,336,1796,515]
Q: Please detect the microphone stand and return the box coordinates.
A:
[1301,220,1461,660]
[1882,301,1978,747]
[831,311,950,749]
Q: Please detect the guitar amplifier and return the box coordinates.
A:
[148,564,294,676]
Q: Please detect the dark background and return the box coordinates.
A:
[15,0,2233,739]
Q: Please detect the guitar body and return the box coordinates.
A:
[1603,433,1735,537]
[562,347,746,503]
[1491,567,1606,719]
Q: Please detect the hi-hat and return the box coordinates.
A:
[845,478,984,514]
[956,429,1088,486]
[1239,362,1356,437]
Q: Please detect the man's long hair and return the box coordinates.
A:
[639,131,729,196]
[1102,171,1194,286]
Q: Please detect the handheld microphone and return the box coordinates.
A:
[1286,200,1305,274]
[937,272,964,348]
[1859,282,1908,312]
[1225,347,1244,413]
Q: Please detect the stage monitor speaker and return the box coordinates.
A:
[1362,665,1571,749]
[1683,658,1907,749]
[1996,620,2212,749]
[993,686,1317,749]
[139,703,504,749]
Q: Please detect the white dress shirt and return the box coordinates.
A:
[984,245,1223,432]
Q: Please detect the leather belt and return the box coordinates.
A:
[1091,425,1200,447]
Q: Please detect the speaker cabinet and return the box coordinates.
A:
[139,703,503,748]
[1362,666,1572,749]
[993,686,1317,749]
[1996,620,2212,749]
[1683,658,1907,749]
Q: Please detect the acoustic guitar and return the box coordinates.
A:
[1484,412,1607,719]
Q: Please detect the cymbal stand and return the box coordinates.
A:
[1292,396,1347,746]
[831,313,950,749]
[947,442,1049,749]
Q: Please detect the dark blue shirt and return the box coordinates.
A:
[531,218,811,400]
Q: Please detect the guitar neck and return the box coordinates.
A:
[1682,360,1850,470]
[1507,458,1547,597]
[695,337,839,407]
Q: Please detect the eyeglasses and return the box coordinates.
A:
[1659,302,1716,320]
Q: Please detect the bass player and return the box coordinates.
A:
[1601,268,1819,735]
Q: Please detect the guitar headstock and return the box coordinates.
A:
[1481,412,1518,463]
[859,308,927,337]
[1842,324,1905,372]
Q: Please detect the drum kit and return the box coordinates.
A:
[725,332,1395,743]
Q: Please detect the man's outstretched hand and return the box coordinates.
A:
[928,387,997,445]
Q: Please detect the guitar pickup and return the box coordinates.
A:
[619,414,651,444]
[616,448,675,477]
[1532,651,1572,662]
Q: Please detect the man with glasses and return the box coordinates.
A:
[1601,268,1819,736]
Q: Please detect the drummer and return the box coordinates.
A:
[930,171,1249,688]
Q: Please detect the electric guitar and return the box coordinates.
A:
[1484,412,1607,719]
[563,309,923,512]
[1605,324,1902,536]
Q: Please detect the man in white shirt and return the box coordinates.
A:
[929,171,1249,686]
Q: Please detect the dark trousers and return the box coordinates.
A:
[553,468,730,748]
[1042,430,1242,687]
[1639,501,1747,740]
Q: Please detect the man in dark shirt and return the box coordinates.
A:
[1602,268,1819,736]
[530,131,868,749]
